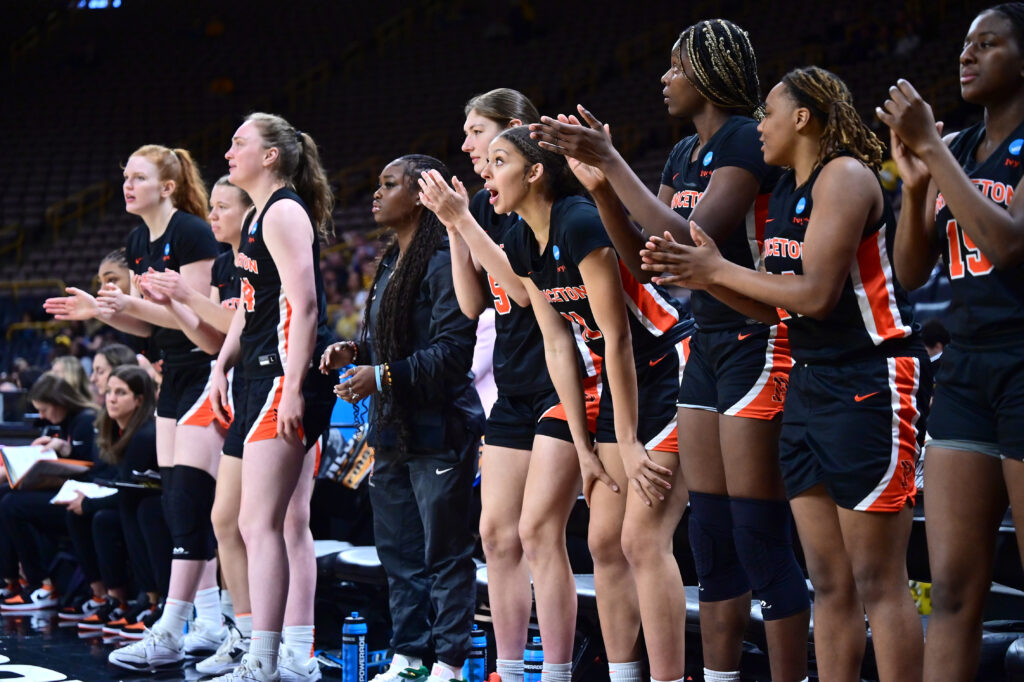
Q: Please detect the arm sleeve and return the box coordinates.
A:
[67,410,98,462]
[388,252,477,398]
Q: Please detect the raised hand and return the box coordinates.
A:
[96,282,132,318]
[319,341,356,373]
[417,170,471,230]
[875,79,943,157]
[43,287,99,321]
[529,104,616,168]
[640,223,723,288]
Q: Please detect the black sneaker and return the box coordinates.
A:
[119,603,162,640]
[103,599,153,636]
[59,595,107,621]
[78,598,125,631]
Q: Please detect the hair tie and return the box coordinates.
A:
[294,130,304,145]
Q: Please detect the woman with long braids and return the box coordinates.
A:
[877,3,1024,678]
[530,19,809,682]
[488,125,693,682]
[321,155,483,682]
[418,88,594,682]
[646,66,930,681]
[44,144,228,669]
[203,113,337,682]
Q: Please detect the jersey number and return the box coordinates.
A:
[240,277,256,313]
[946,219,994,279]
[560,311,603,341]
[488,274,511,315]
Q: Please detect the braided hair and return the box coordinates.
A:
[781,66,885,170]
[361,154,450,449]
[676,19,763,119]
[989,3,1024,47]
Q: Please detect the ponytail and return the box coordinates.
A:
[245,113,335,241]
[128,144,209,219]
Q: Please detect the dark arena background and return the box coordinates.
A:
[0,1,1021,680]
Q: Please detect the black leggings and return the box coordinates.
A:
[0,490,67,586]
[66,506,129,590]
[119,493,172,595]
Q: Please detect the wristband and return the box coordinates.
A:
[375,365,383,393]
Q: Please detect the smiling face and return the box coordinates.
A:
[105,375,142,423]
[661,40,706,118]
[225,121,271,190]
[371,161,420,227]
[960,10,1024,105]
[208,184,249,247]
[480,135,535,215]
[123,155,168,216]
[462,109,506,177]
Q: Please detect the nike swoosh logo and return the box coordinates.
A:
[435,467,455,475]
[648,354,668,367]
[737,332,755,341]
[854,392,880,402]
[765,218,774,223]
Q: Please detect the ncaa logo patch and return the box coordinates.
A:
[702,151,714,167]
[1009,138,1023,156]
[164,244,170,255]
[249,221,259,235]
[795,197,806,215]
[552,245,561,261]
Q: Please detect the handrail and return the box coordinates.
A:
[0,279,67,298]
[5,320,65,342]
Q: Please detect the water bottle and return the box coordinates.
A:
[342,612,367,682]
[524,635,543,682]
[462,626,488,681]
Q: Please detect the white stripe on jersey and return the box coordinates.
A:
[275,291,290,369]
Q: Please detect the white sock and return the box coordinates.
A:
[194,586,223,630]
[608,660,643,682]
[651,677,686,682]
[541,660,571,681]
[284,624,315,661]
[234,612,253,638]
[496,659,524,682]
[251,630,282,672]
[389,653,423,673]
[153,598,192,642]
[703,669,741,682]
[432,661,463,679]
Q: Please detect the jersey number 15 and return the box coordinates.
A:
[946,219,994,279]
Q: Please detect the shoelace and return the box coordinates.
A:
[214,626,242,657]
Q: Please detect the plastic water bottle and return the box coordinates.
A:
[342,612,367,682]
[462,625,488,681]
[524,635,543,682]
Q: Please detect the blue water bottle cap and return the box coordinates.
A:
[532,636,541,644]
[351,611,359,618]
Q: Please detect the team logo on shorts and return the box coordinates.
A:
[702,151,714,167]
[795,197,806,215]
[552,245,561,261]
[1009,139,1023,156]
[249,221,259,235]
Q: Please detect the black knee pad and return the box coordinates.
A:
[730,497,809,620]
[687,491,750,602]
[164,465,217,561]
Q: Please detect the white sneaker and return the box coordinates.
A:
[107,627,184,670]
[210,653,282,681]
[1,585,59,611]
[196,624,249,676]
[184,618,227,657]
[278,645,322,682]
[371,662,428,681]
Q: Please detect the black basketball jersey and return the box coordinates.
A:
[469,189,554,396]
[504,196,693,366]
[763,162,916,364]
[236,188,331,378]
[935,119,1024,344]
[124,210,219,368]
[212,248,240,311]
[661,115,781,330]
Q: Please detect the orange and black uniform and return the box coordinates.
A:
[928,119,1024,461]
[766,161,930,511]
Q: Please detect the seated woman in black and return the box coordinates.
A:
[0,373,100,610]
[66,366,162,632]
